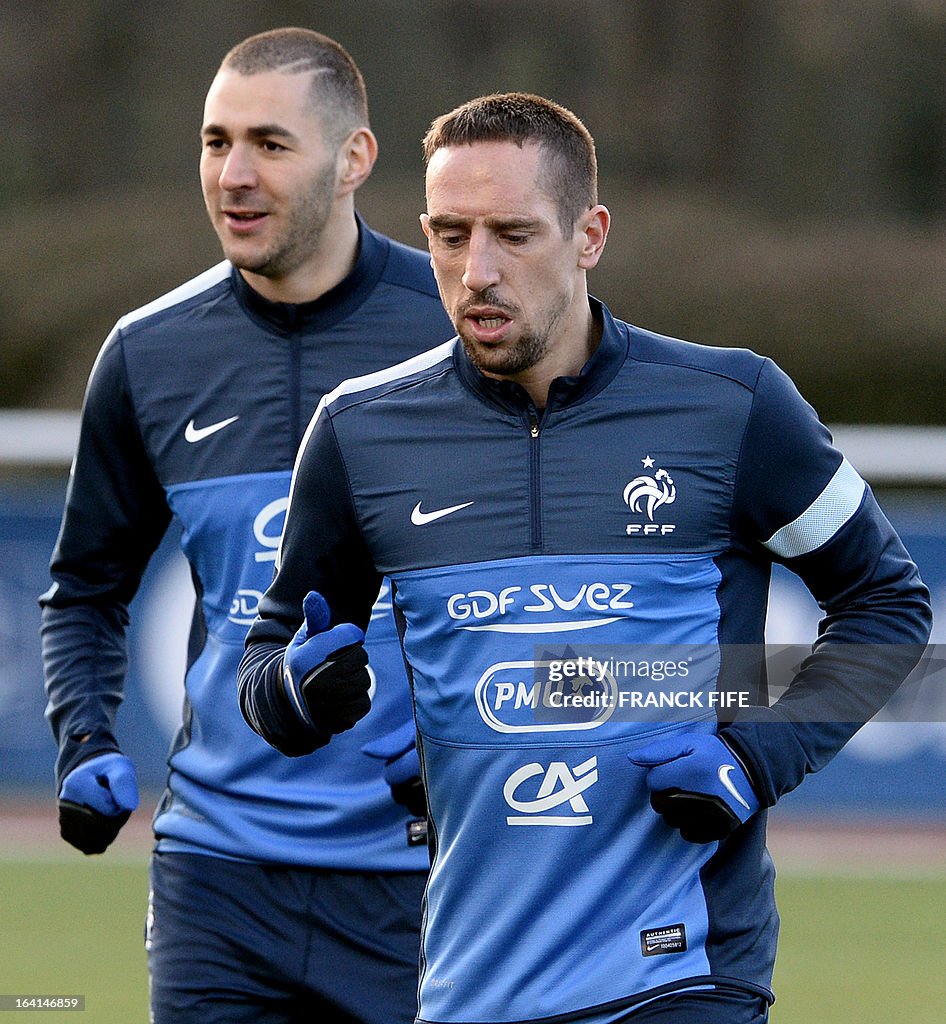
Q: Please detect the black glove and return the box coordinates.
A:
[57,752,139,855]
[628,732,760,843]
[283,591,372,735]
[362,720,428,818]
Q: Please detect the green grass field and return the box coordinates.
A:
[772,874,946,1022]
[1,857,944,1023]
[0,859,150,1022]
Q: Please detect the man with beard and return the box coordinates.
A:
[237,92,930,1024]
[41,27,451,1024]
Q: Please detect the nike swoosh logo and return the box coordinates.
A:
[718,764,750,811]
[411,500,474,526]
[184,415,240,443]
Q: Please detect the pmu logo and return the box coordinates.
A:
[624,456,677,537]
[503,756,598,826]
[475,661,617,733]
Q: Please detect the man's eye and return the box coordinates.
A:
[204,138,227,151]
[262,141,286,152]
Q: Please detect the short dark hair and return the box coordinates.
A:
[222,27,368,144]
[423,92,597,235]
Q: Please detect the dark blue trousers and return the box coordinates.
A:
[148,850,426,1024]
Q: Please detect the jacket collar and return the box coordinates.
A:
[453,297,629,417]
[230,214,387,334]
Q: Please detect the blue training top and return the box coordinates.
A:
[240,299,931,1022]
[41,217,455,870]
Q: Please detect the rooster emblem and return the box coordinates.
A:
[623,468,676,521]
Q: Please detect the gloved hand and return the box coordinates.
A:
[283,591,371,736]
[58,751,139,855]
[362,719,427,818]
[628,732,760,843]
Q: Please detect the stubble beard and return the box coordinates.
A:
[457,290,569,380]
[221,159,337,280]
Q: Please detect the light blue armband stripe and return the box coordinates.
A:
[763,457,865,558]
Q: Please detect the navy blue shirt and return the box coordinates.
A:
[240,299,930,1021]
[41,219,455,869]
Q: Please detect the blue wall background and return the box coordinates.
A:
[3,478,944,822]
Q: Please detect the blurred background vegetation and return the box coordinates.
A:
[2,0,944,423]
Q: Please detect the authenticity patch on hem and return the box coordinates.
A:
[640,923,687,957]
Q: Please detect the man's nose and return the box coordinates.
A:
[461,234,501,293]
[218,145,257,191]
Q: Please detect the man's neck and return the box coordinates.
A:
[507,301,601,410]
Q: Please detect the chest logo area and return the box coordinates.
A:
[504,757,598,826]
[447,583,634,633]
[624,456,677,536]
[185,414,240,443]
[411,500,474,525]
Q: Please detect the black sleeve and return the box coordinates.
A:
[39,332,171,787]
[720,360,932,805]
[238,404,381,752]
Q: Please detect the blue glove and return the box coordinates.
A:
[628,732,760,843]
[283,591,371,736]
[58,752,139,855]
[362,720,427,818]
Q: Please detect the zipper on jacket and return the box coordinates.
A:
[528,410,542,550]
[289,325,303,451]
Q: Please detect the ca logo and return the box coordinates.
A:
[503,756,598,826]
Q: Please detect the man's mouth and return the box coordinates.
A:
[463,308,514,343]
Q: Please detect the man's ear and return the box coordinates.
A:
[337,128,378,196]
[577,205,610,270]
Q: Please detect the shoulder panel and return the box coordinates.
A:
[115,261,232,334]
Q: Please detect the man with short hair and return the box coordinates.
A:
[41,27,451,1024]
[238,93,931,1024]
